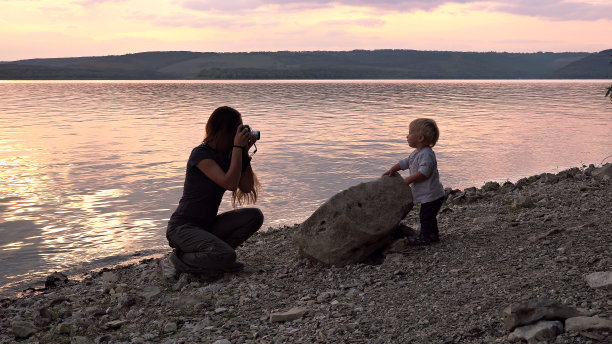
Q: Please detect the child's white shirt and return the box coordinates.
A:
[398,146,445,203]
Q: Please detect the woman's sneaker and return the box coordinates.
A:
[169,250,191,273]
[222,261,244,273]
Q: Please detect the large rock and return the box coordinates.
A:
[295,174,413,266]
[503,298,583,331]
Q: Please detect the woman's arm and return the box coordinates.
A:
[196,126,250,191]
[196,146,244,191]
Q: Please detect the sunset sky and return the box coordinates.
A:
[1,0,611,61]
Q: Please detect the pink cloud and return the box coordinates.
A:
[179,0,612,21]
[77,0,130,7]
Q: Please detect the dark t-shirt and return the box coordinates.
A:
[168,143,229,229]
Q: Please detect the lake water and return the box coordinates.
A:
[1,80,611,295]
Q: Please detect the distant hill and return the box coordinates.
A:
[0,49,609,80]
[551,49,612,78]
[0,64,170,79]
[192,50,593,79]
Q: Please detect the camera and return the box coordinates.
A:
[242,125,260,140]
[251,130,260,140]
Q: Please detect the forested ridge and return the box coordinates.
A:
[1,49,611,80]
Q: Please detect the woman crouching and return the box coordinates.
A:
[166,106,263,274]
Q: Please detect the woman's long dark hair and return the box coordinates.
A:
[204,106,242,153]
[203,106,260,207]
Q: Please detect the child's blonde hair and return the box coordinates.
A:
[410,118,439,147]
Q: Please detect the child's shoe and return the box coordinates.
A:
[407,235,439,246]
[393,223,418,238]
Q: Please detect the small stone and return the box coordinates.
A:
[102,271,118,283]
[566,316,612,332]
[97,335,112,343]
[555,256,568,263]
[57,322,72,334]
[85,306,106,316]
[194,318,212,331]
[72,336,91,344]
[503,299,583,330]
[507,320,564,343]
[579,331,606,341]
[141,285,161,300]
[159,255,178,282]
[317,291,334,303]
[164,322,178,333]
[482,181,501,192]
[142,332,160,340]
[35,307,53,327]
[173,273,192,291]
[45,271,68,288]
[126,308,143,320]
[592,163,612,180]
[585,271,612,289]
[104,320,127,329]
[270,307,308,322]
[530,228,564,242]
[12,321,37,339]
[212,340,231,344]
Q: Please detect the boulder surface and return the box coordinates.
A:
[295,174,413,266]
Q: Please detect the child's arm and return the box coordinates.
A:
[382,163,401,176]
[403,172,427,186]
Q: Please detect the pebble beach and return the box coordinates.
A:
[1,164,611,344]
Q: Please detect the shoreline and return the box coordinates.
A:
[1,164,610,343]
[1,162,606,297]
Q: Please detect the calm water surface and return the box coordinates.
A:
[1,80,611,295]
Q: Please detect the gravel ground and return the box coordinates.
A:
[1,165,610,344]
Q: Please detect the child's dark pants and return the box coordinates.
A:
[419,196,444,241]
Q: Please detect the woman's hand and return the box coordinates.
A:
[234,125,250,148]
[246,132,258,150]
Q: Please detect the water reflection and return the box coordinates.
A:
[0,80,610,294]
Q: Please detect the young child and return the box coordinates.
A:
[383,118,445,245]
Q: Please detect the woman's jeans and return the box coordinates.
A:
[166,208,264,272]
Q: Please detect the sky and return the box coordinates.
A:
[1,0,611,61]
